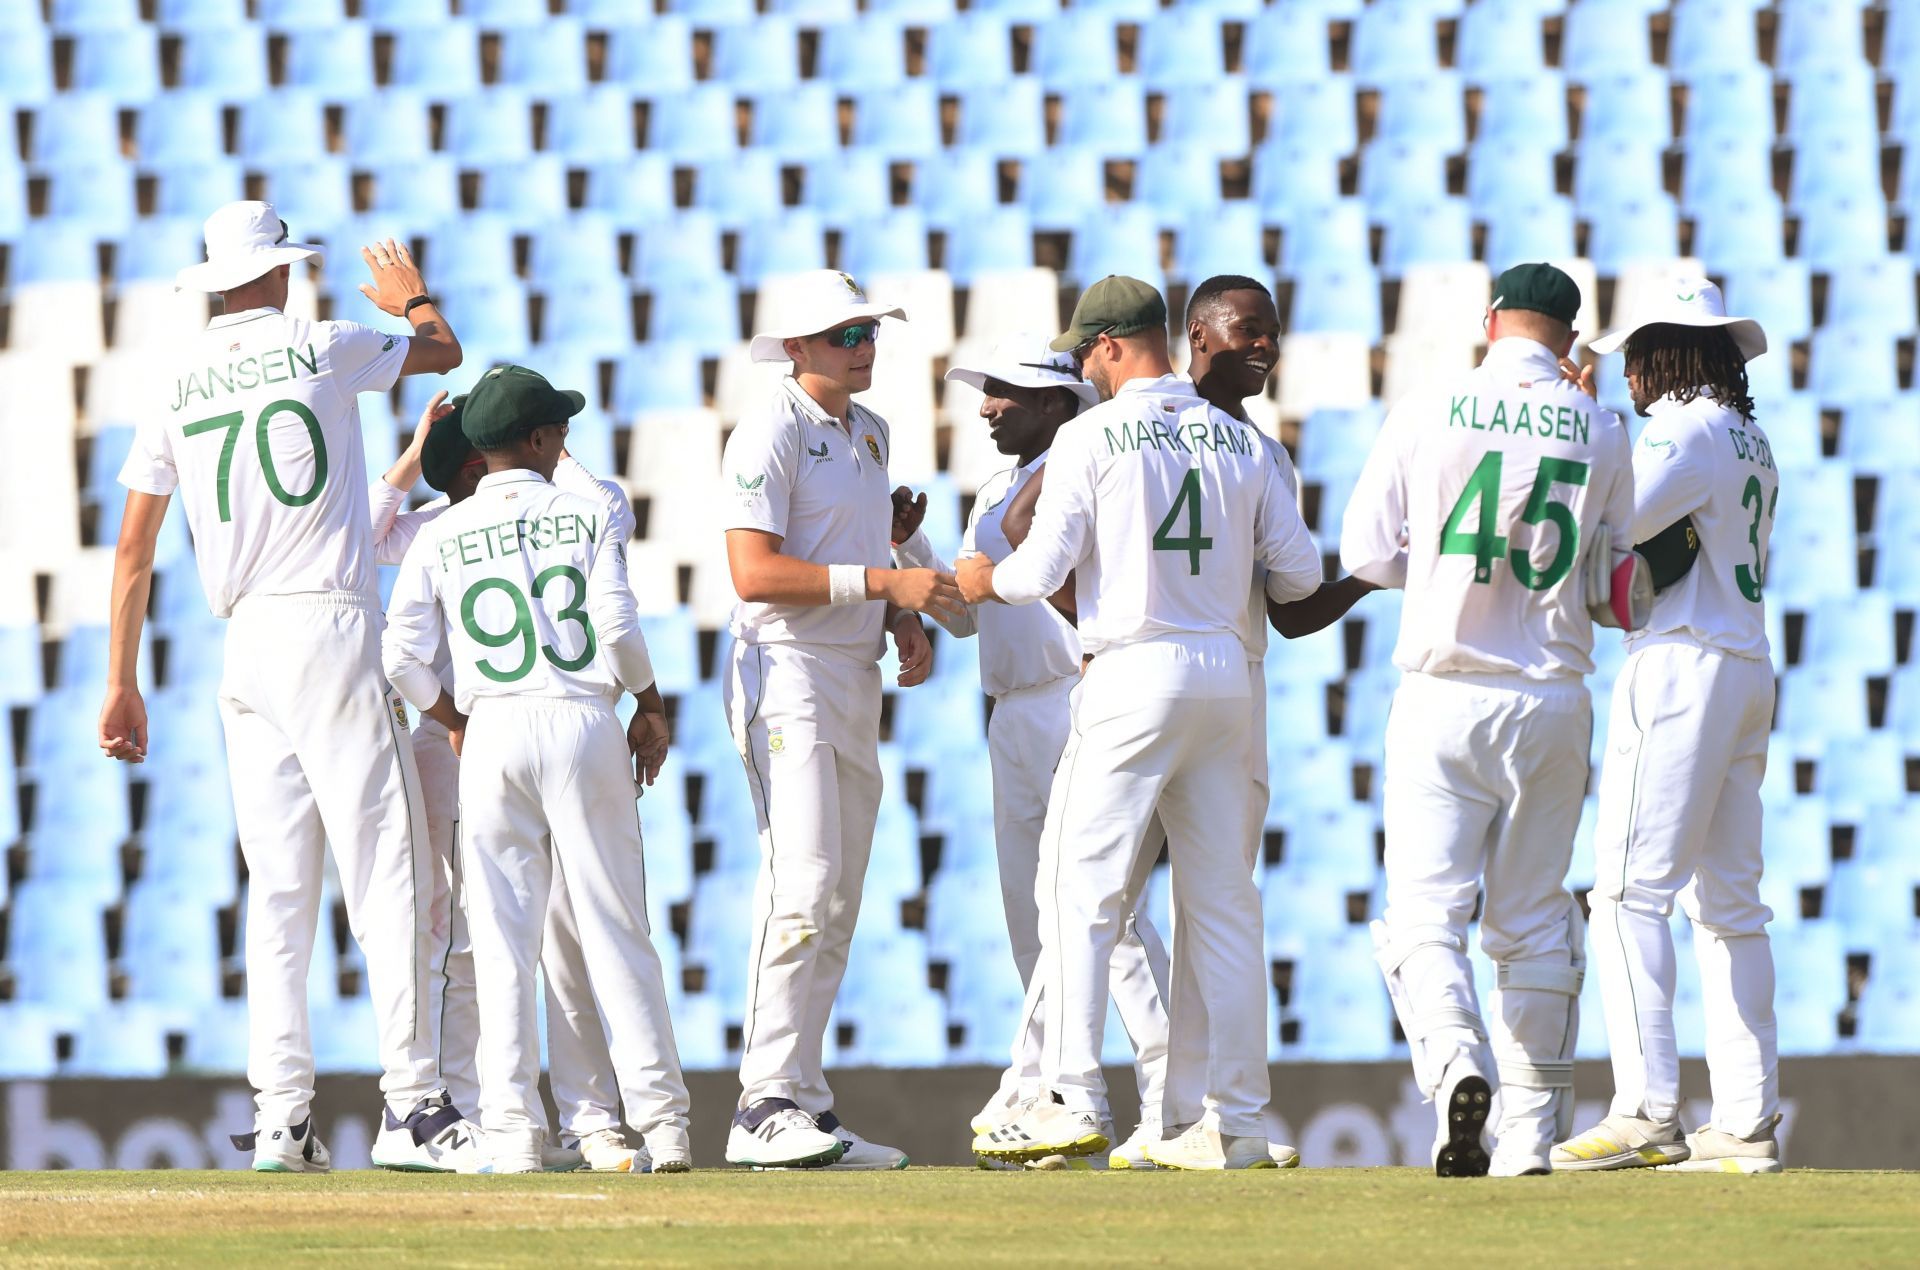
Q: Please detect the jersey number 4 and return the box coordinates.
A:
[183,399,329,523]
[1439,451,1589,590]
[1152,468,1214,575]
[460,566,597,683]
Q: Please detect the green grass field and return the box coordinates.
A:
[2,1169,1917,1267]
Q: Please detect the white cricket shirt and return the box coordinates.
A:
[1244,429,1305,663]
[895,454,1083,698]
[118,307,409,617]
[382,470,653,713]
[1627,392,1777,660]
[1340,337,1635,680]
[721,377,896,659]
[992,375,1323,658]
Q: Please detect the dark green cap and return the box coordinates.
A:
[460,363,587,450]
[420,394,475,493]
[1491,262,1583,326]
[1049,275,1168,352]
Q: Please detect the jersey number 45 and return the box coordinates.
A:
[1440,451,1588,590]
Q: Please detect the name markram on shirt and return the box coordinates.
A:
[1100,416,1258,458]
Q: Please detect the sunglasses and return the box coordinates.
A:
[1068,325,1116,374]
[823,321,880,349]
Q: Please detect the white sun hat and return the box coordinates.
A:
[1588,276,1767,362]
[175,200,324,293]
[943,331,1100,409]
[747,270,907,363]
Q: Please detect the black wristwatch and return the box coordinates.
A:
[403,294,434,318]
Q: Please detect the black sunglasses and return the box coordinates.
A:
[1068,325,1116,374]
[823,321,880,350]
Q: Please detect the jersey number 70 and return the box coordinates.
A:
[183,399,330,523]
[1439,451,1589,590]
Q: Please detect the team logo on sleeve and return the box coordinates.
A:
[863,433,883,465]
[768,726,785,754]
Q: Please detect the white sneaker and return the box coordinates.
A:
[646,1126,694,1174]
[973,1097,1111,1165]
[1659,1116,1782,1175]
[1553,1113,1690,1171]
[1433,1054,1492,1178]
[371,1093,483,1173]
[1107,1119,1162,1170]
[1269,1142,1302,1168]
[725,1099,845,1169]
[237,1119,331,1173]
[970,1093,1024,1138]
[817,1113,909,1170]
[1144,1120,1278,1171]
[572,1127,644,1174]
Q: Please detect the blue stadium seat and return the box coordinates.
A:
[1291,263,1383,343]
[1722,260,1812,345]
[1838,398,1920,477]
[665,0,755,19]
[817,13,907,87]
[1573,138,1664,219]
[387,23,481,95]
[141,766,239,907]
[259,159,354,236]
[1138,11,1226,89]
[0,1005,61,1079]
[750,83,842,162]
[476,154,568,222]
[866,0,956,14]
[1032,11,1122,89]
[1774,0,1866,78]
[0,30,54,105]
[1579,68,1671,146]
[1668,0,1760,81]
[1693,195,1788,275]
[713,16,801,90]
[958,79,1047,160]
[1054,82,1147,161]
[1161,80,1253,159]
[1279,198,1370,274]
[1070,204,1166,289]
[435,279,532,355]
[692,151,782,230]
[1137,147,1225,225]
[45,162,137,239]
[30,93,121,169]
[238,92,329,168]
[65,1004,173,1078]
[632,212,725,289]
[1828,852,1920,944]
[1467,138,1558,217]
[258,0,346,29]
[926,12,1015,89]
[1789,133,1880,214]
[647,274,742,356]
[1350,0,1440,87]
[1585,196,1680,276]
[1682,65,1774,147]
[1291,930,1396,1061]
[1801,592,1896,676]
[176,26,269,100]
[648,83,738,161]
[1561,0,1652,83]
[180,999,249,1075]
[1682,136,1772,216]
[1022,147,1104,234]
[539,278,635,359]
[801,150,893,230]
[1474,74,1569,150]
[1858,975,1920,1053]
[69,27,162,105]
[160,0,247,30]
[1374,73,1467,152]
[363,155,461,225]
[582,156,674,230]
[604,16,695,94]
[528,215,621,291]
[1379,197,1472,279]
[51,0,140,34]
[737,212,829,287]
[1359,140,1447,220]
[123,881,223,1008]
[361,0,451,24]
[1826,259,1918,336]
[344,91,434,165]
[850,81,942,161]
[547,86,637,166]
[941,209,1037,286]
[1455,0,1545,82]
[1483,196,1576,273]
[479,0,567,29]
[1265,77,1360,157]
[7,880,111,1013]
[12,220,102,285]
[839,210,933,280]
[1242,4,1334,89]
[443,92,536,167]
[135,92,224,169]
[1808,327,1898,409]
[1254,143,1341,230]
[1784,61,1878,147]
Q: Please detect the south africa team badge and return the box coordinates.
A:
[768,726,785,754]
[863,433,883,465]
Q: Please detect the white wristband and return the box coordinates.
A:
[828,564,868,606]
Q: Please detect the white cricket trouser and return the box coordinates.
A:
[412,718,626,1139]
[1588,634,1778,1138]
[1039,634,1269,1137]
[985,673,1172,1126]
[218,592,436,1124]
[459,696,690,1156]
[725,640,883,1113]
[1377,670,1591,1156]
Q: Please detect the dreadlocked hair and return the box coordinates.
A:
[1622,323,1758,421]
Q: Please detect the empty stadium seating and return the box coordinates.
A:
[0,0,1913,1078]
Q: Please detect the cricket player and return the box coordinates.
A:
[100,201,470,1173]
[383,364,691,1174]
[1340,263,1636,1178]
[892,334,1175,1167]
[962,276,1323,1171]
[720,271,963,1170]
[372,396,673,1173]
[1554,280,1783,1174]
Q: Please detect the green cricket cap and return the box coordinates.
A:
[1490,262,1583,326]
[460,363,587,450]
[420,394,475,493]
[1049,275,1168,352]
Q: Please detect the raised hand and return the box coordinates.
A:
[358,238,429,317]
[891,485,929,545]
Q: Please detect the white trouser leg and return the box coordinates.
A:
[413,721,480,1118]
[544,856,624,1139]
[225,598,436,1121]
[1589,641,1774,1129]
[539,702,691,1142]
[458,704,554,1157]
[727,643,882,1114]
[221,697,325,1127]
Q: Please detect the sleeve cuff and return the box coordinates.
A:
[390,662,445,714]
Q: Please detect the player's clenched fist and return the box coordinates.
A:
[955,554,999,605]
[890,485,928,546]
[883,567,964,623]
[98,685,148,763]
